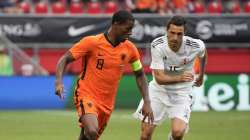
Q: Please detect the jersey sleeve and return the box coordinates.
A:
[127,42,143,71]
[197,39,206,58]
[150,43,164,70]
[69,36,94,60]
[128,42,140,63]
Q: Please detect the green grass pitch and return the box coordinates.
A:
[0,110,250,140]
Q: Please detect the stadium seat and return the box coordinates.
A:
[34,1,49,14]
[243,1,250,13]
[103,1,118,14]
[18,1,31,13]
[51,1,66,14]
[87,1,101,14]
[230,0,241,14]
[193,1,205,14]
[69,1,84,14]
[208,1,223,14]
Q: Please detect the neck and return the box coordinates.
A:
[107,29,116,45]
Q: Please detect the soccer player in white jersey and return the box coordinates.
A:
[133,16,207,140]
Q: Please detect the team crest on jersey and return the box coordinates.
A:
[87,102,93,108]
[183,58,188,64]
[120,53,126,61]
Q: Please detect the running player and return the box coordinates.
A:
[55,10,153,140]
[133,15,207,140]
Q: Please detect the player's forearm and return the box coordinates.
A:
[199,50,207,77]
[153,70,180,85]
[157,75,181,85]
[55,52,74,83]
[55,56,67,83]
[134,70,150,102]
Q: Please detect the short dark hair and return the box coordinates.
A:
[167,16,186,30]
[112,10,134,24]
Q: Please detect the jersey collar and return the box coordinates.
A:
[104,32,120,47]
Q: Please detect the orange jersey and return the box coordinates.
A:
[193,57,200,74]
[69,33,140,113]
[173,0,188,9]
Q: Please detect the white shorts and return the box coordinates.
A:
[133,85,193,125]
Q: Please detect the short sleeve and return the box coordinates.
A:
[69,36,94,60]
[150,44,164,70]
[128,42,140,63]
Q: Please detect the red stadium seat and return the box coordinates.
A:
[51,1,66,14]
[243,1,250,13]
[231,0,241,14]
[69,1,84,14]
[193,1,205,13]
[208,1,223,14]
[104,1,118,14]
[19,1,31,13]
[87,1,101,14]
[34,1,49,14]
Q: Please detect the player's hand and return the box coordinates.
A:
[194,75,203,87]
[55,81,65,100]
[142,100,154,124]
[178,71,194,82]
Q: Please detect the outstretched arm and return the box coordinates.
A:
[55,51,75,99]
[134,68,154,124]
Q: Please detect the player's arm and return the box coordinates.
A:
[55,36,93,99]
[132,60,154,124]
[152,69,194,85]
[194,48,207,87]
[55,51,75,99]
[150,41,193,85]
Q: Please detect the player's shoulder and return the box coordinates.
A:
[151,35,166,48]
[184,36,205,48]
[123,40,137,49]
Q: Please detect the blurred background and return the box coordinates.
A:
[0,0,250,140]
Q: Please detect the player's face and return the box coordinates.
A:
[167,24,185,52]
[115,20,134,42]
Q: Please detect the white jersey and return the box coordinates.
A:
[150,35,206,94]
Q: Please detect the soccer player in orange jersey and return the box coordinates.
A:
[55,10,154,140]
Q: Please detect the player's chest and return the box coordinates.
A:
[91,47,129,70]
[163,51,193,66]
[161,50,197,72]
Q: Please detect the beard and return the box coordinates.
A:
[169,42,181,52]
